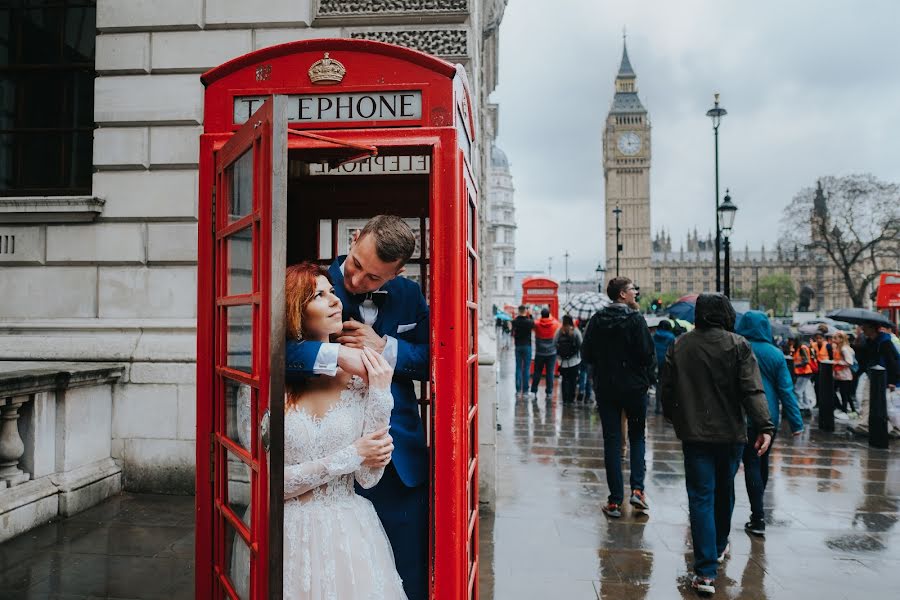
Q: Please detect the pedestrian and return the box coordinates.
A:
[810,324,831,406]
[576,317,594,403]
[660,294,773,596]
[791,335,816,413]
[554,315,583,403]
[530,308,560,399]
[735,311,803,538]
[830,331,858,417]
[858,324,900,391]
[652,320,676,415]
[582,276,656,518]
[511,305,534,398]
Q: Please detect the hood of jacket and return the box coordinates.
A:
[534,317,559,339]
[695,293,736,332]
[593,303,641,330]
[736,310,773,344]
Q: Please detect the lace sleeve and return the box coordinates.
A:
[284,445,363,500]
[355,385,394,489]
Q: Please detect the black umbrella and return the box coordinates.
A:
[826,308,894,329]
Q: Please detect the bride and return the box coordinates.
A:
[283,262,408,599]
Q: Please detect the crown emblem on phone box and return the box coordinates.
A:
[308,53,346,85]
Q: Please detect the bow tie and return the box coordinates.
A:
[351,290,388,308]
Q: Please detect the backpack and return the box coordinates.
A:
[806,346,819,375]
[557,331,580,360]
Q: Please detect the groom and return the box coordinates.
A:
[285,215,430,600]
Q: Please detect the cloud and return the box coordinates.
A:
[493,0,900,279]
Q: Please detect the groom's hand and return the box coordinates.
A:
[336,346,367,380]
[337,320,387,353]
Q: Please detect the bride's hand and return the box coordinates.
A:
[353,427,393,468]
[361,346,393,391]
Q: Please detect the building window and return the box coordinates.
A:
[0,1,96,196]
[654,282,661,292]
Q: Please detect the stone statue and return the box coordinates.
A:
[798,285,815,312]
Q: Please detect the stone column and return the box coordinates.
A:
[0,395,31,487]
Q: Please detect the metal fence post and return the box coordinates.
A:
[868,366,888,449]
[817,360,835,432]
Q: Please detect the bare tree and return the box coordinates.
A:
[780,174,900,307]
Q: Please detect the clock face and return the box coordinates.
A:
[617,131,641,156]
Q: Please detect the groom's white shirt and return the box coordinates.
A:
[312,260,399,375]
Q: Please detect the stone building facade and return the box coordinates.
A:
[487,143,517,310]
[0,0,507,526]
[603,42,853,313]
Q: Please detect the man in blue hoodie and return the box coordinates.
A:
[652,320,676,415]
[735,311,804,537]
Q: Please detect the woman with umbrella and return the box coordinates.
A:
[829,309,900,392]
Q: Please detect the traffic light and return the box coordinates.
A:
[650,297,663,312]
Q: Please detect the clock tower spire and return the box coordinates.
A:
[603,39,651,288]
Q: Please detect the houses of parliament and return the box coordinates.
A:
[603,41,852,312]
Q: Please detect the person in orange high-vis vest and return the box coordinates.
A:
[792,337,815,411]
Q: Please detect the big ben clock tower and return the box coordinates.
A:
[603,40,651,290]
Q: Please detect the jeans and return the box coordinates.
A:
[514,345,533,393]
[577,362,593,399]
[596,389,647,504]
[560,365,579,403]
[836,379,856,412]
[531,354,556,395]
[795,375,814,409]
[742,428,772,522]
[682,441,743,578]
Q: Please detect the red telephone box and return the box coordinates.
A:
[875,272,900,326]
[521,276,560,319]
[196,39,480,599]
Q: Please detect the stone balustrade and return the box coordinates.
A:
[0,362,125,542]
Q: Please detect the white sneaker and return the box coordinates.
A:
[717,542,730,563]
[834,410,850,421]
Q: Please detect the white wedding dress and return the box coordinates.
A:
[283,375,408,600]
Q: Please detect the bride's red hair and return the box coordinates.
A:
[285,262,332,342]
[284,262,333,409]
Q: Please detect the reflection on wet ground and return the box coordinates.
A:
[0,494,195,599]
[478,350,900,599]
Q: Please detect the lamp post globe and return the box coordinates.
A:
[706,93,727,292]
[717,190,737,297]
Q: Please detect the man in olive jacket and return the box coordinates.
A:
[659,293,773,595]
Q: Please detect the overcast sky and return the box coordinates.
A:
[492,0,900,281]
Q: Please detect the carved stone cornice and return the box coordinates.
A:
[315,0,469,26]
[349,29,468,58]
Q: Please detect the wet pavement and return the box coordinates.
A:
[0,494,194,599]
[4,349,900,599]
[478,348,900,599]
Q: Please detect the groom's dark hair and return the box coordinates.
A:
[359,215,417,265]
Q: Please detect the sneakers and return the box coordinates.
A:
[629,489,649,512]
[601,502,622,518]
[691,575,715,595]
[716,542,730,563]
[834,409,850,421]
[745,520,766,537]
[528,391,537,400]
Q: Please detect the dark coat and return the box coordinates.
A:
[660,294,774,444]
[511,315,534,347]
[582,303,656,395]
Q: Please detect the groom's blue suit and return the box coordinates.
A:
[284,257,430,600]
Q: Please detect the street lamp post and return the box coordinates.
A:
[563,250,570,304]
[717,190,737,298]
[706,93,727,292]
[613,204,623,276]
